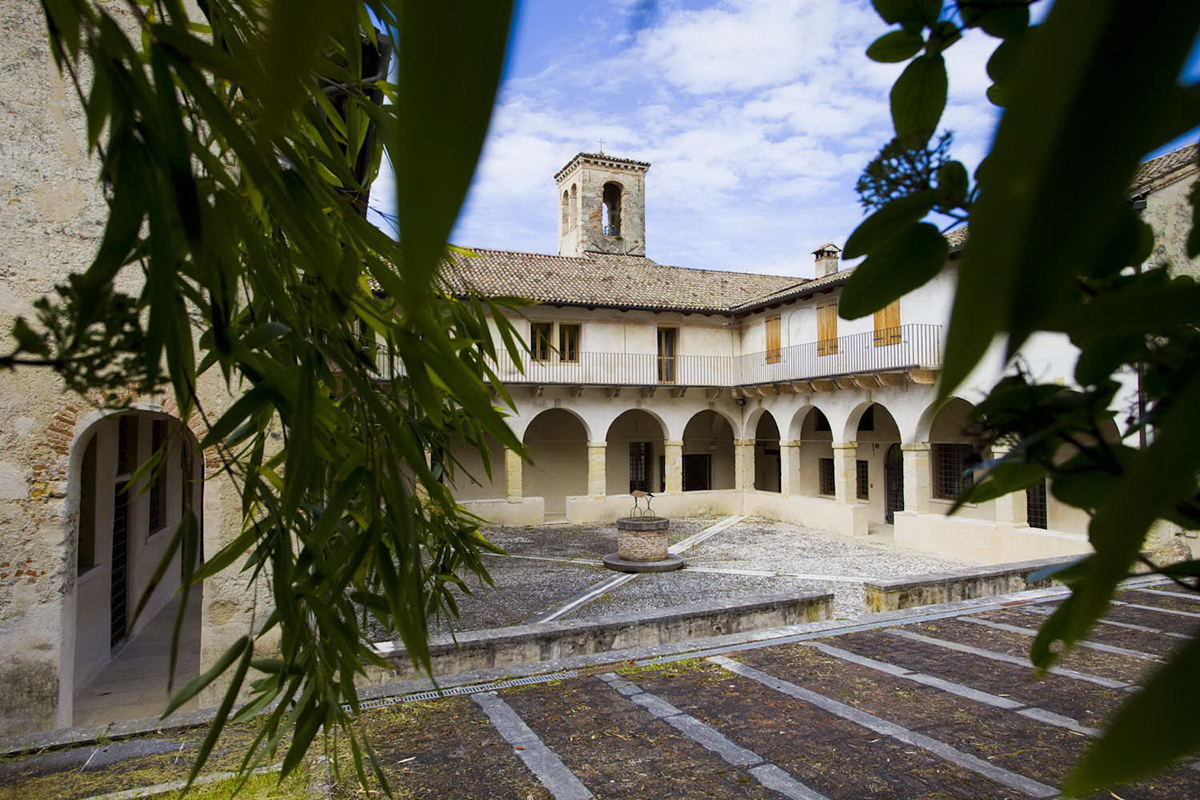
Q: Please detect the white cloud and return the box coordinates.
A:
[393,0,1007,274]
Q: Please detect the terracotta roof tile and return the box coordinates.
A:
[442,248,800,313]
[1129,143,1199,196]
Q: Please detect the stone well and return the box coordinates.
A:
[603,516,684,573]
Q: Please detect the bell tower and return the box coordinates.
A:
[555,152,650,257]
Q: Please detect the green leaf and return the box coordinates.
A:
[872,0,941,29]
[393,0,516,299]
[840,222,948,319]
[843,190,939,259]
[1062,634,1200,795]
[163,635,248,719]
[890,54,947,139]
[938,0,1200,395]
[936,161,968,207]
[867,30,924,63]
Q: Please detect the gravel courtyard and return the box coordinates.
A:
[408,516,974,638]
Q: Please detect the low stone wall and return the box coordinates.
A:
[372,591,833,680]
[863,556,1077,613]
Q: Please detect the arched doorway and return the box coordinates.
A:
[851,403,902,523]
[606,410,666,495]
[753,411,781,492]
[71,410,203,724]
[523,409,588,517]
[884,443,904,524]
[681,410,735,491]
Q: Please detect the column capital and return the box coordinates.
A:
[832,441,858,451]
[664,439,684,447]
[735,439,755,447]
[901,442,930,452]
[779,439,798,447]
[587,441,607,449]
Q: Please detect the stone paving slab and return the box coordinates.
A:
[6,583,1200,800]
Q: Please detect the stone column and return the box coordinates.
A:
[832,442,858,505]
[901,443,931,514]
[779,440,797,496]
[663,440,683,493]
[587,441,607,497]
[504,447,523,503]
[735,439,755,491]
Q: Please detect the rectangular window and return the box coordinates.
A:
[1027,478,1048,529]
[559,324,580,362]
[856,459,869,500]
[149,419,168,533]
[932,442,976,500]
[657,327,678,384]
[818,457,836,496]
[874,299,901,346]
[629,441,651,493]
[531,322,552,361]
[765,315,781,364]
[817,302,838,356]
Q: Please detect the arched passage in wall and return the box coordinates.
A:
[605,410,666,495]
[849,403,903,524]
[681,410,735,491]
[795,407,834,497]
[444,433,506,502]
[69,410,203,725]
[523,409,588,517]
[927,398,989,516]
[753,411,781,492]
[602,181,622,236]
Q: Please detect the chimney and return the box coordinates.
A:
[813,243,841,277]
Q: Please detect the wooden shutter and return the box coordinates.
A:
[531,323,552,361]
[817,302,838,355]
[559,324,580,362]
[765,315,781,363]
[873,300,901,346]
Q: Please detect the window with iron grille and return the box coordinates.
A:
[149,419,168,533]
[818,457,835,496]
[932,443,976,499]
[629,442,651,492]
[856,459,869,500]
[531,322,552,361]
[1027,478,1048,529]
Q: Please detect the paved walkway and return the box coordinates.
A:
[72,591,201,727]
[9,582,1200,799]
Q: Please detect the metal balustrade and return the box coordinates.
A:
[370,323,942,387]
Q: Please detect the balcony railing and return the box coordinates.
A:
[372,323,942,388]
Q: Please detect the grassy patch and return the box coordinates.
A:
[163,769,309,799]
[615,657,710,680]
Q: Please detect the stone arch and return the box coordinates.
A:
[752,410,781,492]
[523,409,589,517]
[65,406,204,725]
[511,406,593,443]
[925,397,985,505]
[795,405,835,497]
[605,409,666,495]
[848,403,903,524]
[681,410,736,491]
[840,399,878,443]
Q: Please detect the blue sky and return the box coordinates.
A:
[369,0,1200,280]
